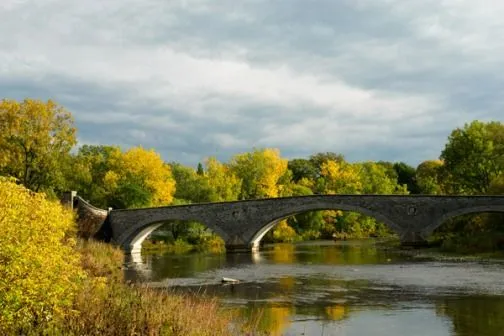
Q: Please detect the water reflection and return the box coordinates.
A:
[126,240,504,336]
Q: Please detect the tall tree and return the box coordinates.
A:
[205,157,242,202]
[416,160,444,194]
[106,146,176,207]
[0,99,76,193]
[65,145,121,207]
[288,158,318,183]
[320,160,362,194]
[440,120,504,193]
[229,148,288,199]
[393,162,420,194]
[358,162,408,194]
[170,163,210,204]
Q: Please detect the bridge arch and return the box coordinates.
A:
[116,217,230,254]
[247,203,401,250]
[424,205,504,236]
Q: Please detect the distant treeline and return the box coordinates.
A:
[1,98,503,250]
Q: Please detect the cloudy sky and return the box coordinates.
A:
[1,0,503,167]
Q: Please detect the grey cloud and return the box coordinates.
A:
[1,0,503,168]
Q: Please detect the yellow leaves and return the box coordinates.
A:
[272,220,298,243]
[325,304,348,321]
[106,146,176,207]
[230,148,288,199]
[0,177,84,332]
[104,170,119,189]
[205,157,242,202]
[0,98,76,191]
[320,160,362,194]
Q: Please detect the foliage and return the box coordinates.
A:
[170,162,210,203]
[65,145,120,208]
[68,145,176,208]
[393,162,420,194]
[0,178,84,333]
[320,160,362,194]
[230,148,288,199]
[204,157,242,202]
[440,120,504,193]
[271,220,299,243]
[0,98,76,193]
[288,158,318,182]
[359,161,408,194]
[416,160,444,194]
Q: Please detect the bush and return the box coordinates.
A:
[271,220,299,243]
[0,178,84,333]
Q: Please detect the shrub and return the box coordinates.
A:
[271,220,298,242]
[0,178,84,333]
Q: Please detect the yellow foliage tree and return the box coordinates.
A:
[0,99,76,193]
[106,146,176,207]
[230,148,288,199]
[320,160,362,194]
[205,157,241,202]
[0,177,84,333]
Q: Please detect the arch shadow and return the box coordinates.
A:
[248,204,401,250]
[119,218,229,254]
[424,205,504,236]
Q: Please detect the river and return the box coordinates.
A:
[125,240,504,336]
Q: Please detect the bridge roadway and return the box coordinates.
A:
[63,192,504,253]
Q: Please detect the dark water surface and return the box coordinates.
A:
[125,240,504,336]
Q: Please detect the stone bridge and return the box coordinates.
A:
[62,192,504,253]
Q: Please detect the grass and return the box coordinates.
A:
[37,240,243,336]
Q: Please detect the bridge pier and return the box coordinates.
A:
[399,230,429,247]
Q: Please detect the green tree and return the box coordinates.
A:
[393,162,420,194]
[416,160,444,194]
[0,99,76,194]
[358,162,408,194]
[288,159,318,183]
[65,145,121,207]
[196,162,204,175]
[440,120,504,193]
[170,163,210,203]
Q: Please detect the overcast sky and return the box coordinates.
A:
[1,0,503,167]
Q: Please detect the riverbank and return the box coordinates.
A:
[376,236,504,262]
[0,179,244,335]
[64,240,238,336]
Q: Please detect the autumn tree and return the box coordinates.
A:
[204,157,242,202]
[0,178,84,333]
[229,148,288,199]
[67,145,176,208]
[320,160,362,194]
[0,99,76,194]
[104,147,176,208]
